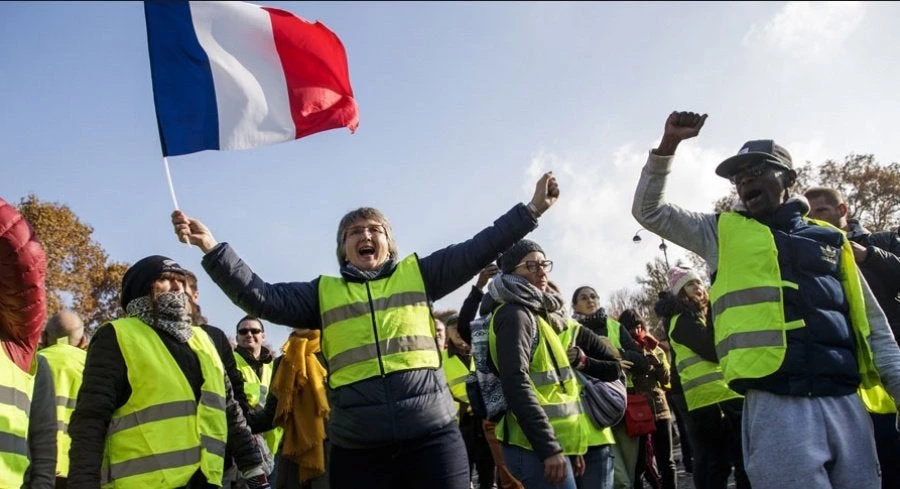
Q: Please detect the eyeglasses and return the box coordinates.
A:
[729,161,778,185]
[515,260,553,273]
[345,224,386,239]
[238,328,262,336]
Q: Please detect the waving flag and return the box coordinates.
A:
[144,1,359,157]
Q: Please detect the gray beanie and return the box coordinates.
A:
[497,239,544,273]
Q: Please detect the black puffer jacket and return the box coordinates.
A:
[67,322,262,488]
[201,204,537,449]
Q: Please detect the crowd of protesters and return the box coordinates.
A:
[2,110,900,489]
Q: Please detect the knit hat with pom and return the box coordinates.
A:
[667,266,702,296]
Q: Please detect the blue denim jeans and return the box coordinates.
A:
[502,444,577,489]
[576,444,614,489]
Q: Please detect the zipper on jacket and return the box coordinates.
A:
[365,282,387,377]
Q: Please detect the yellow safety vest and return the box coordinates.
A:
[0,352,36,487]
[234,351,284,457]
[318,255,440,388]
[442,350,472,405]
[489,307,587,455]
[38,342,87,477]
[668,314,741,411]
[101,318,228,488]
[558,321,615,447]
[600,318,633,389]
[711,212,895,413]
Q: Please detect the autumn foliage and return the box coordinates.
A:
[16,195,128,332]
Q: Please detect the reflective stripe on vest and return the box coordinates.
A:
[38,343,87,477]
[318,255,440,388]
[668,314,741,411]
[489,306,586,455]
[101,318,228,488]
[442,350,472,404]
[711,212,895,413]
[0,353,36,486]
[558,321,616,447]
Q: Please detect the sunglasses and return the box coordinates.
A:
[238,328,262,336]
[729,161,780,185]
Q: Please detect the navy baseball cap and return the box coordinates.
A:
[715,140,793,179]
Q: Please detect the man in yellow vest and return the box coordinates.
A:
[233,316,283,481]
[805,186,900,489]
[67,255,270,489]
[633,111,900,488]
[39,310,88,488]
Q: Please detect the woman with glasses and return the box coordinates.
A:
[487,240,622,489]
[171,173,559,489]
[570,286,650,489]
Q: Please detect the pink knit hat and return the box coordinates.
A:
[667,266,702,296]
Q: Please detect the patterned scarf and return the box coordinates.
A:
[488,273,568,333]
[125,292,194,343]
[571,309,610,336]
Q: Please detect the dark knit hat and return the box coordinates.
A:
[120,255,188,308]
[497,239,544,273]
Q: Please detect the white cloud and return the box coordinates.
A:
[743,2,866,57]
[521,142,730,308]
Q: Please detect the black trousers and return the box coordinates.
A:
[460,411,497,489]
[329,421,470,489]
[686,399,750,489]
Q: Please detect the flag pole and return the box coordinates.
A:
[163,157,192,248]
[163,156,180,210]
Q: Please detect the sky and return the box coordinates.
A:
[3,1,900,349]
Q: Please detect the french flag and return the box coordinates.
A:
[144,1,359,157]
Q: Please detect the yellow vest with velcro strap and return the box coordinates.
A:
[489,308,587,455]
[558,321,615,447]
[0,352,36,486]
[101,318,228,488]
[318,255,440,388]
[711,212,895,413]
[442,350,472,405]
[38,343,87,477]
[234,352,284,457]
[668,314,741,412]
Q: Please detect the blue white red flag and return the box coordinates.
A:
[144,1,359,157]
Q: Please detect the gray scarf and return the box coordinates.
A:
[125,292,194,343]
[341,258,398,281]
[488,273,568,333]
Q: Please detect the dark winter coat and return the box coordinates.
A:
[491,302,621,459]
[847,219,900,341]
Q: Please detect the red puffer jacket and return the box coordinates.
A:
[0,197,47,371]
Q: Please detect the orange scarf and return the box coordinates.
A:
[271,331,329,482]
